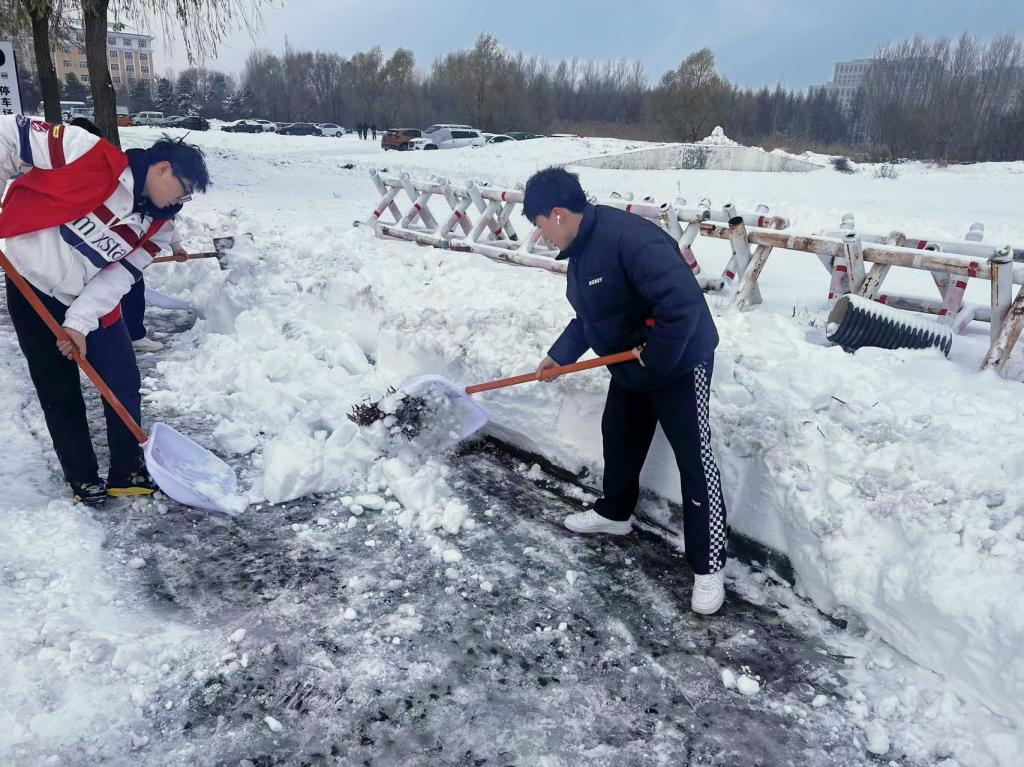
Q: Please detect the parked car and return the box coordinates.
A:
[276,122,320,135]
[414,128,486,150]
[423,123,473,136]
[221,119,266,133]
[162,115,210,131]
[155,115,183,126]
[132,110,164,126]
[485,134,514,144]
[408,137,438,151]
[117,113,133,127]
[382,128,422,150]
[316,123,345,137]
[505,131,545,141]
[252,119,277,132]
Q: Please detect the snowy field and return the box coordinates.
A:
[1,127,1023,766]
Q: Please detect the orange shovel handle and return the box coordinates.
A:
[0,248,149,444]
[465,349,640,395]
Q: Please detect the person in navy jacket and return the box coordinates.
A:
[526,167,728,615]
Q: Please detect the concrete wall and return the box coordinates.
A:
[572,142,825,173]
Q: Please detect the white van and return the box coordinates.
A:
[133,111,164,126]
[417,127,486,150]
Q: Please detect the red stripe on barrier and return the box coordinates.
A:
[454,210,462,219]
[625,204,632,213]
[758,216,766,227]
[414,203,422,211]
[968,262,979,278]
[725,270,735,280]
[955,280,967,289]
[373,210,381,218]
[836,265,848,273]
[879,295,889,304]
[939,309,948,316]
[916,240,928,249]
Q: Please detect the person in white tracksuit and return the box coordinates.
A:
[0,114,210,506]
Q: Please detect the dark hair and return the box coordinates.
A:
[523,166,587,222]
[69,117,102,137]
[148,135,211,193]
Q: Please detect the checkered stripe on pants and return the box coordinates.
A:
[694,361,727,572]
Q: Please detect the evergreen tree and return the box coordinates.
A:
[62,72,88,103]
[154,77,175,114]
[128,79,154,113]
[177,87,200,116]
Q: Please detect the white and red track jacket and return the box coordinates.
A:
[0,114,175,335]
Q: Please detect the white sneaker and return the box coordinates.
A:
[691,571,725,615]
[563,509,632,535]
[132,337,164,352]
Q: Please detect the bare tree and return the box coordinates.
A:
[79,0,119,144]
[0,0,68,122]
[77,0,270,145]
[651,48,727,141]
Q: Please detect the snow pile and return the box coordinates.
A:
[700,125,740,147]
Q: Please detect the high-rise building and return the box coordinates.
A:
[12,21,156,93]
[810,58,872,109]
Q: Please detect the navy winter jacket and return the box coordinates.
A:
[547,203,719,391]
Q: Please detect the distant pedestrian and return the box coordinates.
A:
[371,124,377,140]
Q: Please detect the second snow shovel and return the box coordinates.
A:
[349,349,641,447]
[151,233,255,268]
[0,248,247,516]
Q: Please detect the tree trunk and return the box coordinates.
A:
[26,6,60,123]
[82,0,119,147]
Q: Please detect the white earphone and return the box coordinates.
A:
[556,215,562,224]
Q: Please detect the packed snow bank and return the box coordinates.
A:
[573,126,825,172]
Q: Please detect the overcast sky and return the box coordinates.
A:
[152,0,1024,90]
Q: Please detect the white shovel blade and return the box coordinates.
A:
[398,374,490,444]
[144,287,192,311]
[143,422,247,515]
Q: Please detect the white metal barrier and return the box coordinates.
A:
[361,170,1024,377]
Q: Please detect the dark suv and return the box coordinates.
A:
[382,128,422,151]
[277,122,320,136]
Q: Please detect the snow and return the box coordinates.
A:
[736,674,761,697]
[700,126,740,147]
[1,126,1023,763]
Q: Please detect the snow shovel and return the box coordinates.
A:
[144,286,192,311]
[151,232,255,269]
[0,249,247,516]
[349,349,641,446]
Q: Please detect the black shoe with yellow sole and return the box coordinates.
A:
[106,470,158,497]
[70,479,108,507]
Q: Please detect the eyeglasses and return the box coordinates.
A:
[171,169,194,204]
